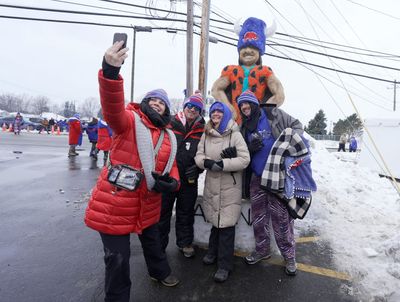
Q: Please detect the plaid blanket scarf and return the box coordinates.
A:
[260,128,308,192]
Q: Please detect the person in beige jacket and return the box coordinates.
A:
[195,101,250,283]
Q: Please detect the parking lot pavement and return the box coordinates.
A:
[91,224,355,302]
[0,132,356,302]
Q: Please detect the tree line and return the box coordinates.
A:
[0,93,101,118]
[304,109,363,136]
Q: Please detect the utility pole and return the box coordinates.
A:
[130,26,152,102]
[394,79,397,112]
[186,0,194,98]
[387,79,398,111]
[198,0,210,98]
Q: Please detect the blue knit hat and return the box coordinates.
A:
[183,93,204,111]
[143,89,171,109]
[209,101,232,134]
[73,113,80,119]
[237,90,259,107]
[237,17,266,55]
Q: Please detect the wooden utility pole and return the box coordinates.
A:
[198,0,210,98]
[186,0,194,98]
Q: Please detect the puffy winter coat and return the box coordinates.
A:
[97,119,112,151]
[170,112,205,184]
[68,118,82,145]
[195,120,250,228]
[84,71,180,235]
[86,121,98,143]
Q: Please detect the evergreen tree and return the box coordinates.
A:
[333,114,363,135]
[63,101,77,118]
[306,109,327,135]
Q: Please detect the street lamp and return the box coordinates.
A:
[130,25,152,102]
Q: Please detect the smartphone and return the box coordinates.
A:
[113,33,128,50]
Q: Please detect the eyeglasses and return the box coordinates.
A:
[185,103,201,112]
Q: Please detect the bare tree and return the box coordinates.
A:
[79,97,100,118]
[0,93,26,112]
[31,96,50,115]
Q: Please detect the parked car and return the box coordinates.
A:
[28,117,45,131]
[0,116,38,131]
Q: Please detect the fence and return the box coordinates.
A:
[310,134,341,141]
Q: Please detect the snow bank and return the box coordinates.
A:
[304,137,400,301]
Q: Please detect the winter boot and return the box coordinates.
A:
[213,269,229,283]
[285,258,297,276]
[179,245,195,258]
[68,145,78,157]
[244,250,271,265]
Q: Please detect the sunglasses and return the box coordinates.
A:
[185,103,201,112]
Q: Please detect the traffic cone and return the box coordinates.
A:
[51,125,54,134]
[56,126,61,135]
[8,123,13,132]
[2,123,6,131]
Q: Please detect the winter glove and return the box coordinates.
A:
[185,164,199,181]
[203,159,224,172]
[220,146,237,159]
[248,137,264,154]
[152,172,178,193]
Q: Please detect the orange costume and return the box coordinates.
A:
[220,65,274,122]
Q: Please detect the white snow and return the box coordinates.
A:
[194,135,400,301]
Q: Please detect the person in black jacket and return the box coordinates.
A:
[158,93,205,258]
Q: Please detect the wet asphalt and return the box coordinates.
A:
[0,131,358,302]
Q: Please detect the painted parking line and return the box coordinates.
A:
[296,236,319,243]
[233,236,351,281]
[266,258,351,281]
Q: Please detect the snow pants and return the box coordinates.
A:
[158,183,198,250]
[207,226,235,271]
[249,175,296,260]
[100,224,171,302]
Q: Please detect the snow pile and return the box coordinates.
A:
[304,137,400,301]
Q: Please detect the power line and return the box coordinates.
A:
[267,41,400,72]
[345,0,400,21]
[49,0,150,17]
[0,4,188,23]
[0,10,396,84]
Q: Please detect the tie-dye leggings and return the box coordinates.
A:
[249,175,295,260]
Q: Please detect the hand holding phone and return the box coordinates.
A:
[113,33,128,50]
[104,33,129,67]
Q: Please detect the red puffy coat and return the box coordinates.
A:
[84,71,180,235]
[97,121,112,151]
[68,118,82,145]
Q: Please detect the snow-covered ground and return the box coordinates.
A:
[195,137,400,301]
[303,137,400,301]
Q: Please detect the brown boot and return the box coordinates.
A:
[68,145,78,157]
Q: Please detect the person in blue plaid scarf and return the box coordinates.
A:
[238,90,303,276]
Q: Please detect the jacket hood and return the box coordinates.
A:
[205,119,238,137]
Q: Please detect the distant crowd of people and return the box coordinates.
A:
[67,113,112,166]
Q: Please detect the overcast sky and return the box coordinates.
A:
[1,0,400,127]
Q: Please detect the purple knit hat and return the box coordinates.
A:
[143,89,171,109]
[183,93,204,111]
[237,90,259,107]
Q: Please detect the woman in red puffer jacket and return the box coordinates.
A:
[84,40,180,302]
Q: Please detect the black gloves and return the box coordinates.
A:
[152,172,178,193]
[204,159,224,172]
[220,146,237,159]
[185,164,199,181]
[248,136,264,154]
